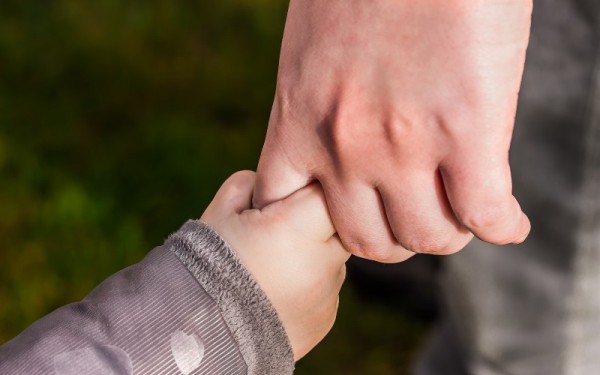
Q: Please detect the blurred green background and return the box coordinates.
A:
[0,1,432,373]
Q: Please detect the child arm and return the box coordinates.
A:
[0,171,348,375]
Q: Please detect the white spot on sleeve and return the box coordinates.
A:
[170,330,205,375]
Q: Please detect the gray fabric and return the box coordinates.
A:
[414,319,468,375]
[52,345,133,375]
[417,1,600,374]
[566,18,600,375]
[167,221,295,375]
[0,245,246,374]
[0,220,294,374]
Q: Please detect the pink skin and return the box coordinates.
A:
[202,171,349,360]
[254,0,533,262]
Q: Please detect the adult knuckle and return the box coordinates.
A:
[459,208,501,233]
[402,233,452,255]
[345,237,395,263]
[459,205,518,244]
[478,227,517,245]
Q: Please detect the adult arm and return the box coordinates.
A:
[255,0,533,262]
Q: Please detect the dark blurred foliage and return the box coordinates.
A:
[0,1,429,373]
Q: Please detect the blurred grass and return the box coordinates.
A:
[0,1,427,372]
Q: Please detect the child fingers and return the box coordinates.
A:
[262,182,337,241]
[323,235,350,292]
[202,171,256,221]
[327,234,352,265]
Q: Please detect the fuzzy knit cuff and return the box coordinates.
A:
[166,220,294,375]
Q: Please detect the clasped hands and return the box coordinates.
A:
[255,0,532,262]
[205,0,533,363]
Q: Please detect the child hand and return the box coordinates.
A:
[201,171,350,361]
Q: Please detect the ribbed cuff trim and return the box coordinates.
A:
[166,220,294,375]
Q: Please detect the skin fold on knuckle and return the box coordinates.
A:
[458,205,519,244]
[401,234,453,255]
[345,238,397,263]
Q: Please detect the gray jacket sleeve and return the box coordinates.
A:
[0,220,294,375]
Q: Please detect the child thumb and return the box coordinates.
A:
[203,171,256,220]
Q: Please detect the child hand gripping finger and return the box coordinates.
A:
[0,171,348,375]
[202,170,350,361]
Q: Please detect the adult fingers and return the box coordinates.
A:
[379,170,473,255]
[253,134,310,209]
[441,151,530,245]
[321,179,414,263]
[201,170,256,221]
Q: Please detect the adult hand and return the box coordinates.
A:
[255,0,532,262]
[202,171,349,360]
